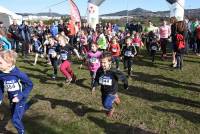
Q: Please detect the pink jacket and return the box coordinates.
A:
[87,51,102,72]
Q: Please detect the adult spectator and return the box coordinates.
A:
[58,19,65,33]
[19,20,31,58]
[50,22,58,38]
[159,19,171,60]
[8,20,20,52]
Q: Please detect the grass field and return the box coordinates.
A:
[0,51,200,134]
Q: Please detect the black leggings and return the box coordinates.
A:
[50,57,58,75]
[160,38,168,56]
[124,58,133,75]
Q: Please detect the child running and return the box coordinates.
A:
[48,37,59,79]
[32,35,43,65]
[132,32,144,55]
[109,37,121,70]
[122,38,137,77]
[92,52,128,117]
[57,35,81,84]
[0,50,33,134]
[87,42,102,87]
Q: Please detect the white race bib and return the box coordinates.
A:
[125,51,132,57]
[49,49,56,55]
[133,43,139,47]
[89,57,98,64]
[112,48,117,52]
[151,46,157,51]
[60,53,68,60]
[99,76,112,86]
[4,80,21,92]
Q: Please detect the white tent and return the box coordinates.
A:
[0,6,22,28]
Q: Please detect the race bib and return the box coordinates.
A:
[4,80,21,92]
[133,43,139,47]
[112,48,117,52]
[89,57,98,64]
[124,51,132,57]
[151,46,157,51]
[99,76,112,86]
[49,49,56,55]
[60,53,68,60]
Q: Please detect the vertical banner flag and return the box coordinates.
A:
[87,0,105,29]
[166,0,185,21]
[68,0,81,27]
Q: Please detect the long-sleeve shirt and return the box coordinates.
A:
[0,67,33,102]
[93,68,128,96]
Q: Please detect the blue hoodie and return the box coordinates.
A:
[0,67,33,102]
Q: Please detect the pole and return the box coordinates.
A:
[126,0,129,23]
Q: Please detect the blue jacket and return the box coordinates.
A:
[0,67,33,102]
[0,36,12,50]
[50,25,58,38]
[19,24,31,42]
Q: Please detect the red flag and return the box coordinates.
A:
[68,0,81,27]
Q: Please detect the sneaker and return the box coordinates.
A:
[79,64,83,69]
[114,95,121,105]
[66,78,72,84]
[72,75,77,83]
[106,108,115,117]
[52,75,56,80]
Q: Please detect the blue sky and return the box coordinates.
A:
[0,0,199,15]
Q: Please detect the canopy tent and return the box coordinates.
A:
[0,6,22,28]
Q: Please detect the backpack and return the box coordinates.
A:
[176,34,185,49]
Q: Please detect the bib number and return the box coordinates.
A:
[4,80,21,92]
[125,51,132,57]
[99,76,112,86]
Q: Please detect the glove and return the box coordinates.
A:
[0,100,2,105]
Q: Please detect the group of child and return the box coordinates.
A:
[0,19,188,133]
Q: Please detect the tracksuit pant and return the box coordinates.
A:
[60,60,74,80]
[10,99,29,134]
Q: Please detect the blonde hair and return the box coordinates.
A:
[0,50,17,65]
[57,35,68,45]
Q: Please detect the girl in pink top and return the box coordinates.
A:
[87,43,102,87]
[159,19,171,60]
[132,33,144,55]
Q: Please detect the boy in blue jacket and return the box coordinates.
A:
[0,50,33,134]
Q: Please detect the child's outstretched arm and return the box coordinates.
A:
[73,48,81,59]
[91,68,102,94]
[15,71,33,101]
[114,70,129,90]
